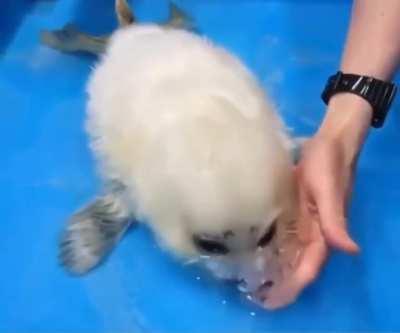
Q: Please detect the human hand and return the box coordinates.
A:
[296,135,360,254]
[291,94,373,295]
[297,93,373,253]
[260,94,372,309]
[260,209,328,310]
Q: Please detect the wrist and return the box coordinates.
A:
[317,93,371,159]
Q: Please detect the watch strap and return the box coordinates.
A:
[321,71,397,128]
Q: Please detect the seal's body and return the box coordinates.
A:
[59,1,300,310]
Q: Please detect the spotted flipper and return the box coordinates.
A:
[60,190,134,275]
[40,23,108,55]
[165,3,194,30]
[40,1,194,56]
[116,0,135,26]
[39,0,133,55]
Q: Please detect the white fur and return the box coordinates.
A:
[86,25,295,285]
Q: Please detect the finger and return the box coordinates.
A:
[295,167,316,243]
[265,235,328,309]
[260,237,327,310]
[296,185,314,243]
[293,237,328,290]
[314,178,360,254]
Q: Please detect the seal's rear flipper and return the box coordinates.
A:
[165,3,195,30]
[40,24,107,55]
[116,0,135,27]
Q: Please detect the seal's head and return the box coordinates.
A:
[145,136,298,306]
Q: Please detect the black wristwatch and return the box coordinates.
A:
[321,71,397,128]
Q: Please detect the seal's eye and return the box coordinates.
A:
[257,222,277,248]
[192,235,229,255]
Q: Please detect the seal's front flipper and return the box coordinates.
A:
[40,24,107,55]
[60,190,134,275]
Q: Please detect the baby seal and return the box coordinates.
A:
[57,0,302,309]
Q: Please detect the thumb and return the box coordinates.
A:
[315,187,360,254]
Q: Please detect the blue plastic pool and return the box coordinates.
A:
[2,0,400,332]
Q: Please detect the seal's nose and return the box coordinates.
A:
[260,280,274,290]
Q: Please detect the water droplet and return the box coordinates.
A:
[222,300,227,305]
[246,294,253,301]
[237,280,248,292]
[250,311,256,317]
[196,276,201,280]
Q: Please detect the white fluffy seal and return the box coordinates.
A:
[58,0,301,309]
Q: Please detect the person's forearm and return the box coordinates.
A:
[318,0,400,158]
[341,0,400,80]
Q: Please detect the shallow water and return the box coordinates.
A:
[2,0,400,332]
